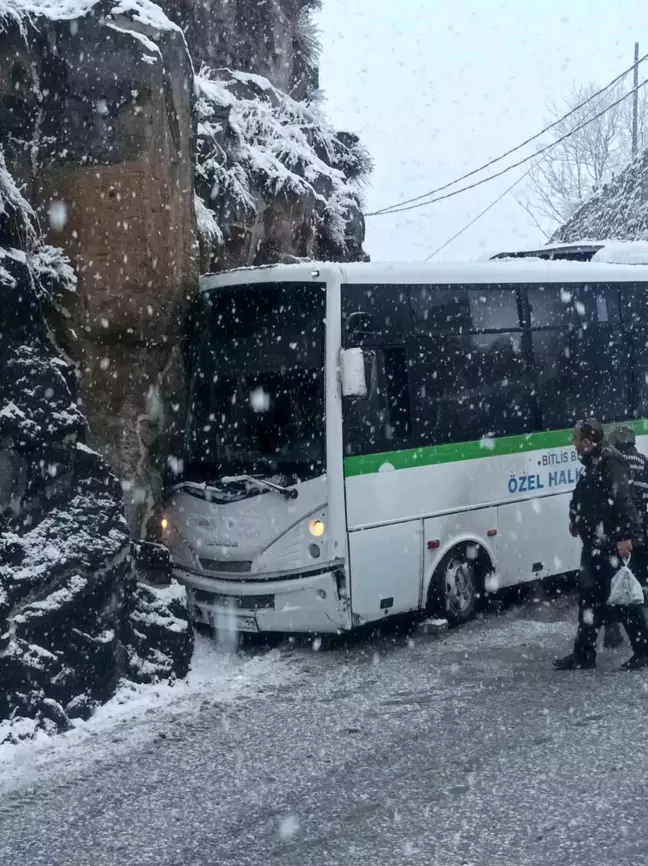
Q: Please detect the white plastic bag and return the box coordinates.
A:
[608,558,645,606]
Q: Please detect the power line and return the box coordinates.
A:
[423,60,632,259]
[370,75,648,217]
[367,51,648,217]
[423,165,536,261]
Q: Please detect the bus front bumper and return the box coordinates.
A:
[174,566,350,634]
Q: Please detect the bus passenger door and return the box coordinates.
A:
[348,521,422,624]
[341,283,421,623]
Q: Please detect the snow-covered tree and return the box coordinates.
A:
[519,80,648,236]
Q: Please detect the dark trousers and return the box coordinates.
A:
[574,547,648,664]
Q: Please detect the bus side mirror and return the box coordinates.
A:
[340,347,368,398]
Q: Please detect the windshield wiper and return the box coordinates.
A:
[221,474,299,500]
[166,480,224,501]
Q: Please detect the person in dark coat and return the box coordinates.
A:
[598,426,648,648]
[554,418,648,671]
[608,425,648,588]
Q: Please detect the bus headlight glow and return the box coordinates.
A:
[309,519,325,537]
[161,517,169,532]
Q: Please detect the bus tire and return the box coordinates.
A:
[427,543,486,626]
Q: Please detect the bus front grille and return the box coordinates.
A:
[192,589,275,610]
[199,558,253,574]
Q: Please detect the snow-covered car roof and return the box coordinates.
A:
[490,239,648,265]
[199,257,648,291]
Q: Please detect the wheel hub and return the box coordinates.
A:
[446,558,475,613]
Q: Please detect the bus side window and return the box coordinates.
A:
[342,284,411,345]
[411,285,519,335]
[530,284,629,428]
[341,284,413,455]
[528,284,575,328]
[410,331,533,445]
[409,284,533,445]
[621,285,648,417]
[384,347,412,439]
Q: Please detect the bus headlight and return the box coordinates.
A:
[161,517,169,532]
[309,519,325,537]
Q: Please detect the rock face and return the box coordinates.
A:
[0,1,368,737]
[124,580,195,684]
[0,151,193,739]
[0,0,199,532]
[553,151,648,243]
[0,1,369,532]
[194,69,370,271]
[160,0,321,100]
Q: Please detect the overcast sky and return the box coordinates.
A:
[318,0,648,262]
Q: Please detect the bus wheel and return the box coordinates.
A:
[429,544,483,625]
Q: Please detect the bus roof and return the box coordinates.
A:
[199,259,648,292]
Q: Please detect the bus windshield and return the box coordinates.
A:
[185,282,326,483]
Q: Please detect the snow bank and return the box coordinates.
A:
[0,638,298,794]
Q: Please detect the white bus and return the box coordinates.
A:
[160,260,648,634]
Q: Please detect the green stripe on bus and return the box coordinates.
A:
[343,418,648,477]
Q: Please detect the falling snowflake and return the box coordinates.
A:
[48,201,67,231]
[278,814,300,841]
[250,387,270,413]
[167,455,184,476]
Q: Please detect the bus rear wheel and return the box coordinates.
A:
[428,544,483,626]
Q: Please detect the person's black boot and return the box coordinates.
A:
[604,623,624,649]
[553,654,596,671]
[620,654,648,671]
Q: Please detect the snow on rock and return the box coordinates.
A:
[0,0,180,31]
[553,150,648,244]
[123,580,194,684]
[0,148,193,741]
[194,67,370,271]
[195,193,224,248]
[0,151,37,249]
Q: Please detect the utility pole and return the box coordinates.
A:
[632,41,639,157]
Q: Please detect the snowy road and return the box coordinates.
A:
[2,596,648,866]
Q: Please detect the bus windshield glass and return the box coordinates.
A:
[185,282,326,483]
